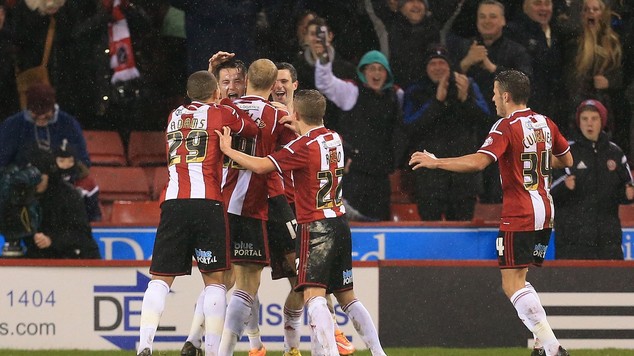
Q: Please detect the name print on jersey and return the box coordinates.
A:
[168,110,206,131]
[522,126,551,149]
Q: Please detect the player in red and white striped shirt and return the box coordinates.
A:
[217,89,387,356]
[409,70,572,356]
[218,59,299,356]
[136,71,257,356]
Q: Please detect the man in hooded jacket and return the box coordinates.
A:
[316,49,407,221]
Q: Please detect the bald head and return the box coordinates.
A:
[247,59,278,91]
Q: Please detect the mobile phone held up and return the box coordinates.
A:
[316,25,328,47]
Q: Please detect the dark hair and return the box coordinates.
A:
[276,62,298,82]
[187,71,217,102]
[478,0,505,15]
[213,59,247,81]
[294,89,325,125]
[494,70,531,105]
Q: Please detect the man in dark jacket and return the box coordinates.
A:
[23,149,100,259]
[552,99,634,260]
[293,17,356,132]
[403,44,489,220]
[458,0,533,203]
[505,0,566,129]
[316,49,407,221]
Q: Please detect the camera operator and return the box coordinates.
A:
[403,44,490,221]
[22,149,101,259]
[0,164,42,257]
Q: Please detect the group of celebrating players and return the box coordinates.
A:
[134,52,386,356]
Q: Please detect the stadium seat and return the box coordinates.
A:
[390,169,415,203]
[83,130,127,166]
[619,204,634,227]
[91,166,151,201]
[150,167,169,200]
[472,203,502,224]
[110,200,161,226]
[390,203,421,222]
[127,131,167,166]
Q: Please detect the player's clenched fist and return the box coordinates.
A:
[409,150,438,170]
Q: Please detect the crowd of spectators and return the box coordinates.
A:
[0,0,633,258]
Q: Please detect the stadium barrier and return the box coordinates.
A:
[0,259,633,351]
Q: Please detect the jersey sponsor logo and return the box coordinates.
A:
[233,241,263,257]
[194,248,218,264]
[321,137,342,149]
[526,120,547,130]
[342,269,353,285]
[533,243,548,259]
[482,136,493,148]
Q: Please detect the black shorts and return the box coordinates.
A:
[295,216,353,294]
[267,195,297,280]
[497,229,552,268]
[229,213,269,264]
[150,199,229,276]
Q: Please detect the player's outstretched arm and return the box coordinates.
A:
[409,151,493,173]
[216,127,276,174]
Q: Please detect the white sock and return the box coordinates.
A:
[203,284,227,356]
[137,280,170,354]
[246,295,264,350]
[525,282,542,349]
[306,296,338,356]
[284,306,303,351]
[218,289,254,356]
[511,288,560,355]
[186,290,205,348]
[342,299,386,356]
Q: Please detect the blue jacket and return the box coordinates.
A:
[0,106,90,168]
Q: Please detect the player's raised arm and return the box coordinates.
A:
[216,126,275,174]
[409,151,493,173]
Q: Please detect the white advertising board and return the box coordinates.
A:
[0,265,378,351]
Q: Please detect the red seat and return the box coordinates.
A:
[472,203,502,224]
[127,131,167,166]
[390,203,421,222]
[389,169,415,203]
[619,204,634,227]
[150,167,169,200]
[110,200,161,226]
[91,166,151,201]
[83,130,127,166]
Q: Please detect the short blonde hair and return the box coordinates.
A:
[247,59,278,91]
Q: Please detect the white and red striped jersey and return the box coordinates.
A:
[161,100,257,203]
[268,126,346,224]
[222,95,296,219]
[478,108,570,232]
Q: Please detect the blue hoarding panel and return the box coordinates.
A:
[2,227,632,260]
